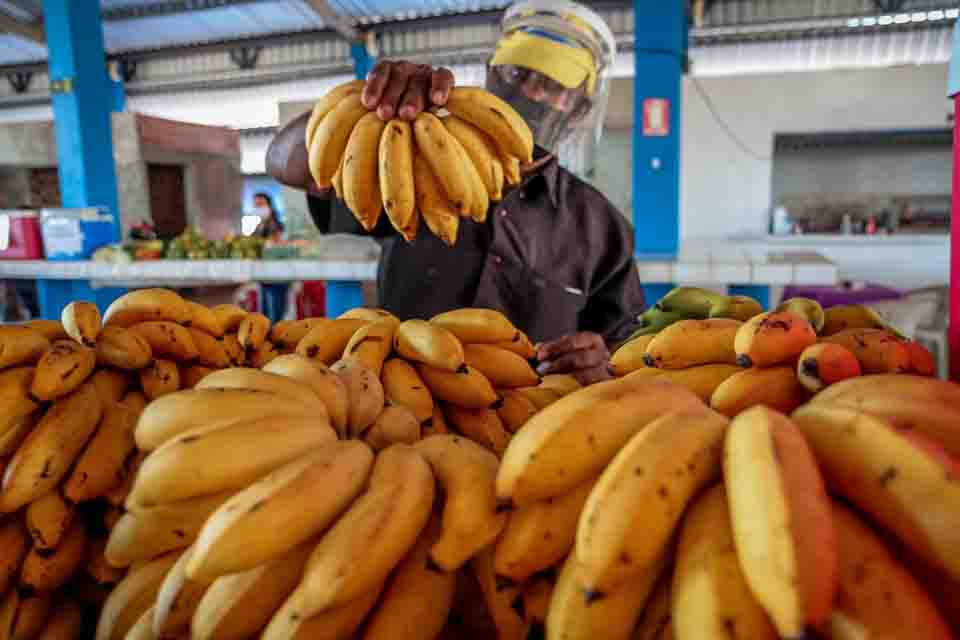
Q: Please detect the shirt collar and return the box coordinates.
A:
[517,145,560,208]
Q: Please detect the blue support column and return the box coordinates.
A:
[37,1,125,320]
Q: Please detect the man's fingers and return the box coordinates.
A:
[537,348,607,375]
[571,365,613,387]
[362,60,392,109]
[430,67,455,105]
[377,61,417,120]
[537,332,605,361]
[398,70,429,120]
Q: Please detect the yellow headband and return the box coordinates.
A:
[490,30,597,95]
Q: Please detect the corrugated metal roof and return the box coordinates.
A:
[325,0,509,23]
[0,32,44,65]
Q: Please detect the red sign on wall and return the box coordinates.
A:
[642,98,670,137]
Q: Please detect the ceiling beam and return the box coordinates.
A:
[303,0,361,42]
[0,10,43,44]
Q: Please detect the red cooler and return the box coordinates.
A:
[0,210,44,260]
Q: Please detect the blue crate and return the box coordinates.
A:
[40,208,118,261]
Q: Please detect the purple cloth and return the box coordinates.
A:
[781,284,904,309]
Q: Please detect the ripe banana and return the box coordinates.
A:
[296,318,368,364]
[414,434,506,571]
[342,111,388,230]
[395,319,466,372]
[418,364,498,409]
[237,312,270,351]
[829,503,952,640]
[650,364,742,403]
[776,297,825,332]
[153,545,209,639]
[96,326,153,370]
[470,546,529,640]
[187,328,230,368]
[576,408,728,596]
[0,519,29,597]
[269,318,325,351]
[210,304,247,333]
[87,536,124,585]
[796,343,862,393]
[791,403,960,580]
[463,343,539,388]
[126,607,156,640]
[494,473,598,584]
[104,451,145,508]
[431,307,518,344]
[496,389,539,433]
[448,127,490,223]
[30,340,96,400]
[35,597,83,640]
[364,404,420,450]
[443,404,510,455]
[263,354,349,433]
[183,300,224,337]
[413,111,471,215]
[1,381,103,512]
[382,357,435,425]
[196,367,329,409]
[445,87,534,163]
[19,517,87,593]
[413,150,459,246]
[188,441,373,582]
[343,316,399,376]
[709,365,805,418]
[96,550,180,640]
[495,330,537,359]
[724,406,838,638]
[519,573,554,628]
[424,405,449,437]
[0,412,35,459]
[632,577,672,640]
[445,115,504,202]
[61,300,101,346]
[139,358,181,400]
[130,321,199,362]
[379,118,418,240]
[305,79,366,148]
[297,444,434,617]
[181,364,214,388]
[263,580,385,640]
[10,591,54,640]
[103,288,191,328]
[821,303,892,337]
[105,492,233,568]
[309,92,369,189]
[20,319,67,342]
[708,294,764,322]
[91,368,132,404]
[610,334,655,376]
[339,307,396,322]
[821,328,911,374]
[672,484,778,640]
[128,415,336,507]
[362,517,457,640]
[0,367,40,434]
[331,356,384,438]
[654,286,727,318]
[904,340,936,376]
[26,491,73,551]
[500,149,521,185]
[644,319,741,368]
[547,549,669,640]
[734,311,817,368]
[249,340,278,367]
[191,541,313,640]
[497,375,703,507]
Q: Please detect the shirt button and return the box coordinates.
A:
[493,255,503,265]
[499,210,507,218]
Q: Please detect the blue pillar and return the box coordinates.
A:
[37,1,124,320]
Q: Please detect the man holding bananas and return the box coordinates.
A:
[268,0,643,385]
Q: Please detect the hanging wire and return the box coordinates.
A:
[689,74,771,162]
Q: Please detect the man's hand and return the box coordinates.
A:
[362,60,455,121]
[536,332,612,386]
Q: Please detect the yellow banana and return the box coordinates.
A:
[343,316,399,376]
[734,311,818,368]
[105,492,233,568]
[10,591,53,640]
[90,368,132,404]
[139,358,181,400]
[644,318,741,369]
[96,326,153,370]
[497,375,703,507]
[463,343,539,388]
[418,364,498,409]
[362,517,457,640]
[424,405,449,437]
[0,589,16,640]
[0,326,49,371]
[709,365,805,418]
[210,304,246,333]
[263,580,384,640]
[96,551,180,640]
[448,127,490,222]
[269,318,325,350]
[0,519,29,597]
[30,340,96,401]
[576,409,729,596]
[183,300,223,337]
[86,536,124,585]
[829,503,952,640]
[191,541,312,640]
[791,403,960,581]
[776,297,826,332]
[632,577,672,640]
[263,354,349,434]
[26,491,74,551]
[339,308,396,322]
[395,319,465,372]
[445,114,504,202]
[0,412,35,459]
[431,307,518,344]
[494,473,597,584]
[19,517,87,593]
[413,150,459,246]
[297,444,434,617]
[130,321,198,362]
[500,150,521,185]
[519,573,554,628]
[379,118,418,240]
[1,381,103,512]
[381,357,435,425]
[0,367,40,435]
[180,364,214,388]
[187,328,229,368]
[153,545,208,639]
[821,328,911,374]
[296,318,368,365]
[103,451,145,508]
[445,87,534,163]
[196,367,328,409]
[35,597,83,640]
[673,484,778,640]
[796,343,862,393]
[414,434,506,571]
[650,364,741,403]
[471,546,529,640]
[821,303,891,337]
[443,404,510,455]
[413,111,471,214]
[342,111,387,230]
[126,607,156,640]
[249,339,278,367]
[363,404,420,450]
[61,300,101,346]
[305,79,365,147]
[237,312,270,351]
[309,92,369,189]
[103,288,191,328]
[610,334,655,376]
[20,319,67,342]
[187,441,373,582]
[331,356,384,439]
[724,406,838,638]
[127,415,336,508]
[495,330,537,359]
[496,389,539,433]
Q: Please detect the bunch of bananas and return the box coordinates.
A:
[611,287,937,417]
[305,80,533,246]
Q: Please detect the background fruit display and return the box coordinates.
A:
[306,80,533,246]
[1,287,956,639]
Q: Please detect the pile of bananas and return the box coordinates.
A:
[610,286,936,415]
[305,80,533,246]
